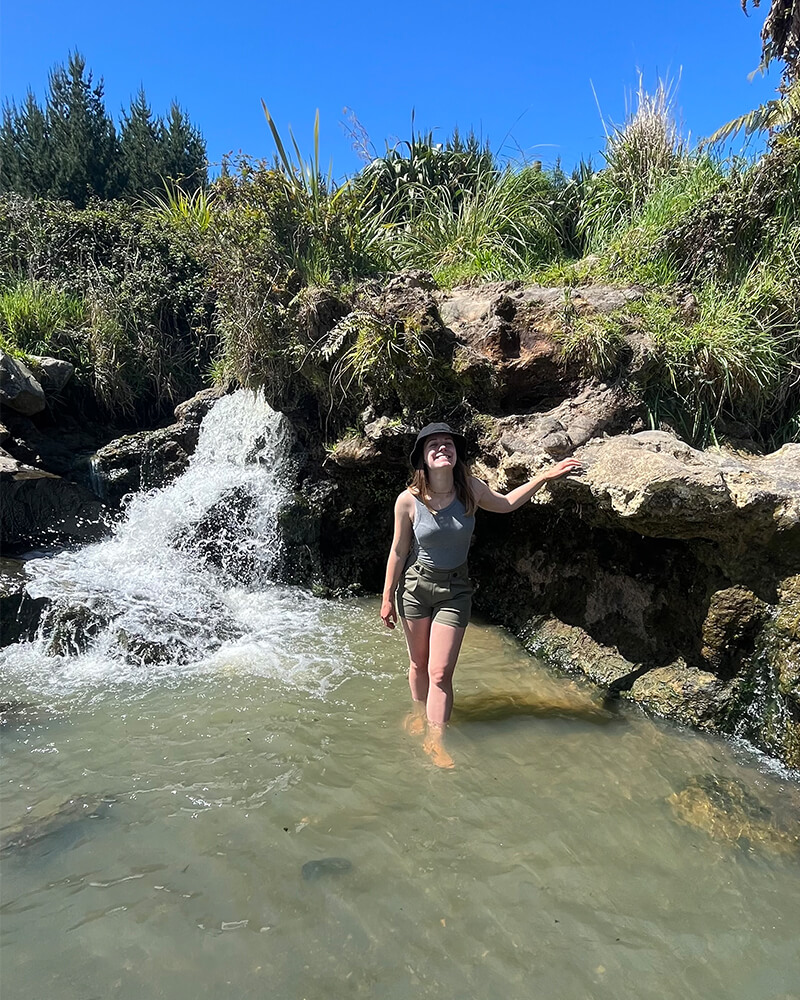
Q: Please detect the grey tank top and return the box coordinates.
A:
[409,493,475,570]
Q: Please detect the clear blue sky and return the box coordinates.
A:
[0,0,781,179]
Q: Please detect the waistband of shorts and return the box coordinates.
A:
[408,560,468,580]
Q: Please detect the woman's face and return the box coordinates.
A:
[423,434,457,470]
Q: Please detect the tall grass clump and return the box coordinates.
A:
[628,286,797,445]
[388,165,560,282]
[0,279,86,357]
[581,77,688,251]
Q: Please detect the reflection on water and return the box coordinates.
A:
[1,605,799,1000]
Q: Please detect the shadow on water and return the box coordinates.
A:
[452,688,620,726]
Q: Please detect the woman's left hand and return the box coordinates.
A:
[542,457,583,480]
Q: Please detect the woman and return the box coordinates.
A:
[380,422,581,767]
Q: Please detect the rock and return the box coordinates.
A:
[700,587,766,677]
[560,433,800,545]
[0,451,108,553]
[301,857,352,881]
[668,776,800,856]
[0,795,117,853]
[437,283,642,411]
[476,384,643,488]
[0,351,46,415]
[40,601,111,657]
[627,661,731,728]
[0,586,50,646]
[93,388,226,506]
[328,435,380,468]
[520,615,642,689]
[28,355,74,393]
[173,386,226,425]
[0,422,8,444]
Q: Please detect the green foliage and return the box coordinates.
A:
[145,180,217,232]
[580,77,687,250]
[388,165,560,281]
[0,195,214,421]
[353,122,495,223]
[0,53,207,206]
[624,289,799,446]
[0,280,86,355]
[553,295,627,377]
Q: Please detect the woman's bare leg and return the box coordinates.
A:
[401,616,432,732]
[425,621,466,725]
[422,622,466,769]
[401,616,432,703]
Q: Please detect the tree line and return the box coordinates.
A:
[0,52,207,208]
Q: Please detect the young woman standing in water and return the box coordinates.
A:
[380,422,581,767]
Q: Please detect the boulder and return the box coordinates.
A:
[28,355,74,393]
[0,452,107,552]
[93,387,226,505]
[627,661,732,728]
[0,351,46,416]
[437,282,642,411]
[556,433,800,546]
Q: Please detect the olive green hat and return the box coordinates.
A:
[409,422,467,469]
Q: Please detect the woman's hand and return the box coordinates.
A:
[381,597,398,630]
[541,457,583,481]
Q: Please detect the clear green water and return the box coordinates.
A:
[2,597,799,1000]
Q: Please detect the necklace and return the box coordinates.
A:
[428,489,454,495]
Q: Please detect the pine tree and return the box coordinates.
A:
[160,102,208,192]
[46,52,120,205]
[0,92,54,196]
[120,88,164,197]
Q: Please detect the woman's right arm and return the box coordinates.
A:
[381,492,414,629]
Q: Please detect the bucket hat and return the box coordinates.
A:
[409,422,467,469]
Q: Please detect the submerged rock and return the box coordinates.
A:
[301,857,353,881]
[0,795,117,853]
[668,776,800,856]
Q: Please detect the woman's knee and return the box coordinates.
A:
[408,658,428,680]
[428,661,455,688]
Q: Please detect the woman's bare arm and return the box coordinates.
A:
[472,458,582,513]
[381,491,415,628]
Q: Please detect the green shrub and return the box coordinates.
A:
[0,194,214,421]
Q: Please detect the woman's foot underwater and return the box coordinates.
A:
[423,723,455,769]
[403,702,426,736]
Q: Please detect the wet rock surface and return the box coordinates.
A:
[668,775,800,856]
[0,450,108,553]
[93,387,225,505]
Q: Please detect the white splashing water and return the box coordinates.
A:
[1,391,359,700]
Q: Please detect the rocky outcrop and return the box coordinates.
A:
[92,387,225,505]
[283,276,800,768]
[0,450,107,552]
[0,352,47,416]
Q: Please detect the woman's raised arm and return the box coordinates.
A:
[472,458,582,513]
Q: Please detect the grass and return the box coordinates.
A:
[388,166,560,281]
[0,280,87,357]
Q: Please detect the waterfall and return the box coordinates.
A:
[0,391,352,697]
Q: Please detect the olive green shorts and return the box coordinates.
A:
[396,561,473,629]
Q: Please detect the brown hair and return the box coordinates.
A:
[408,459,477,516]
